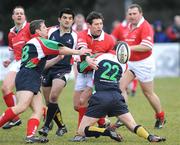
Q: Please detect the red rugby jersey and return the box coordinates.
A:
[77,29,115,54]
[8,21,31,61]
[112,17,154,61]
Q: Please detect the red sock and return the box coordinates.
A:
[78,107,87,127]
[3,92,16,107]
[155,111,165,120]
[132,79,138,92]
[0,108,16,127]
[97,117,105,126]
[3,92,20,121]
[12,116,20,121]
[26,118,40,137]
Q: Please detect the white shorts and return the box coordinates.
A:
[74,72,93,91]
[8,60,21,73]
[128,55,155,82]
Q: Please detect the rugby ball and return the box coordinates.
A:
[116,41,131,64]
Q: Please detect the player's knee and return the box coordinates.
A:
[1,84,11,95]
[142,90,153,98]
[49,96,58,103]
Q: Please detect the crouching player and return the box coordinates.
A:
[0,19,91,143]
[71,42,166,143]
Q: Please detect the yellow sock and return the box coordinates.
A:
[135,125,149,139]
[56,112,63,124]
[89,126,106,133]
[84,126,107,138]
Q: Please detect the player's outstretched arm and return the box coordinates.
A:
[59,46,92,55]
[45,55,64,69]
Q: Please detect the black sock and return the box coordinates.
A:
[44,103,58,128]
[84,126,109,138]
[53,105,64,128]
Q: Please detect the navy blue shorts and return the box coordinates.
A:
[41,69,68,87]
[85,91,129,118]
[15,68,41,95]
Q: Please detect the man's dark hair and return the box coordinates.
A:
[12,5,25,14]
[59,8,75,19]
[128,4,143,13]
[30,19,45,34]
[86,11,104,25]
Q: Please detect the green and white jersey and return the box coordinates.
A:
[21,37,63,73]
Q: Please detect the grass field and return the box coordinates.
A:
[0,77,180,145]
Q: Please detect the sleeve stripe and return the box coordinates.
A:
[78,42,87,48]
[12,41,26,47]
[78,42,87,45]
[142,39,153,45]
[140,42,153,49]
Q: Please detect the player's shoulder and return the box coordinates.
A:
[104,32,115,44]
[8,27,16,40]
[96,52,118,64]
[142,19,152,29]
[71,29,78,34]
[25,22,30,27]
[48,25,59,34]
[26,37,37,44]
[77,30,89,41]
[21,22,31,32]
[104,32,114,39]
[9,26,15,33]
[8,30,14,36]
[71,29,78,36]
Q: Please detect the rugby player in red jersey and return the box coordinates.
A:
[112,4,166,129]
[72,11,115,137]
[1,6,31,129]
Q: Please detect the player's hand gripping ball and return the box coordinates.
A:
[115,41,131,64]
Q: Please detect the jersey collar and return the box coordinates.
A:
[59,25,72,34]
[87,29,105,41]
[10,21,27,33]
[136,17,145,27]
[128,17,145,29]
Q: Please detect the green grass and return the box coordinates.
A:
[0,77,180,145]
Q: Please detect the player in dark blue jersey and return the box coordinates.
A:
[0,19,91,143]
[39,8,77,137]
[71,43,166,143]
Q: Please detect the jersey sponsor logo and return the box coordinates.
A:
[125,38,135,42]
[51,36,56,41]
[66,39,72,45]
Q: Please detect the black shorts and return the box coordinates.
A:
[85,91,129,118]
[41,69,69,87]
[15,68,41,95]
